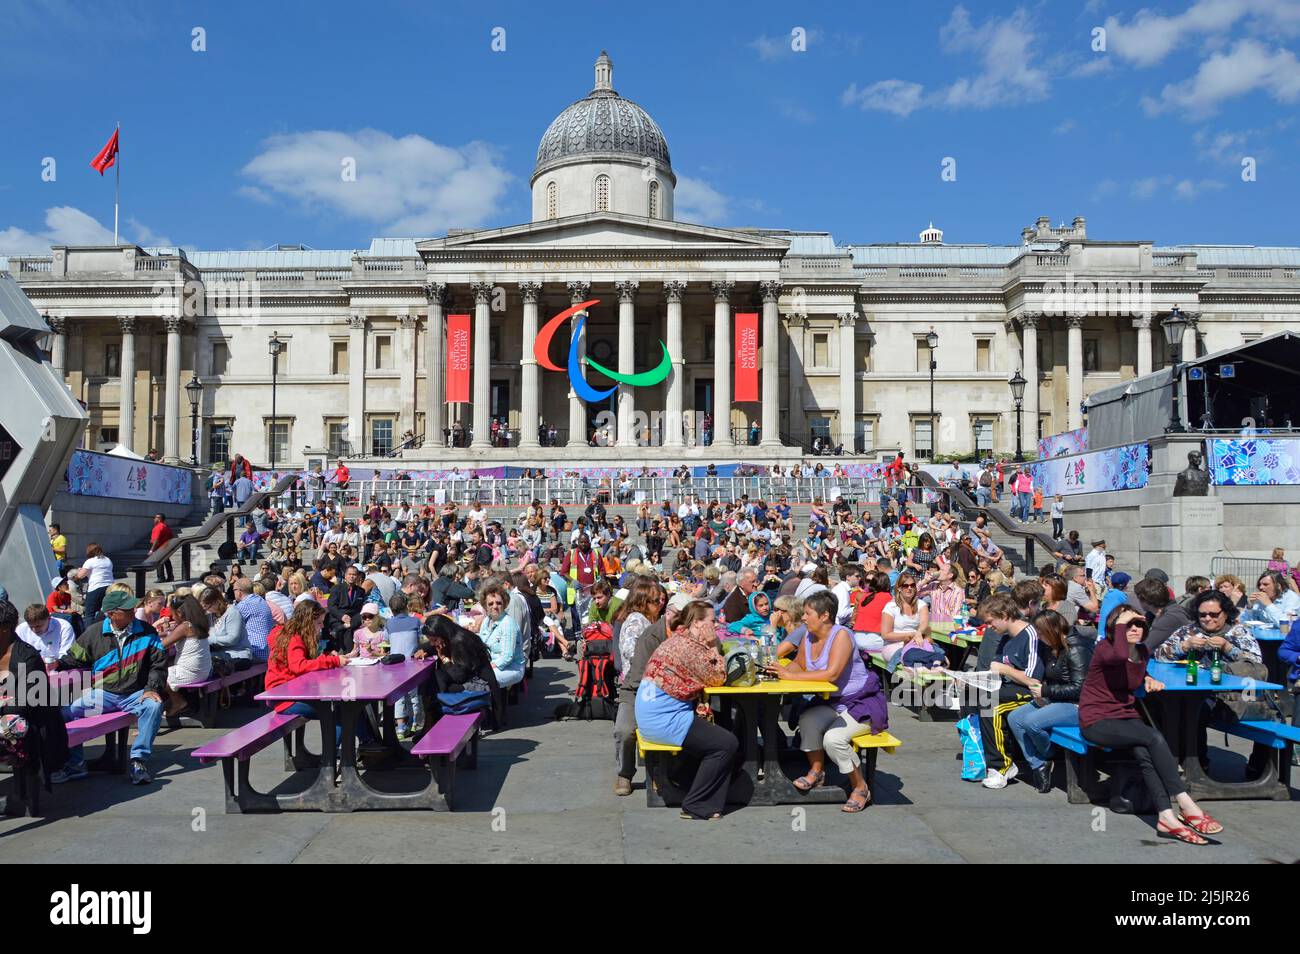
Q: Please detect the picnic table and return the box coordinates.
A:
[255,659,437,812]
[1247,622,1290,686]
[703,677,840,805]
[930,622,983,670]
[1145,660,1287,801]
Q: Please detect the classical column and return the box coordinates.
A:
[1021,313,1040,446]
[615,280,639,447]
[787,313,808,442]
[398,313,417,441]
[711,281,733,447]
[425,282,446,446]
[838,312,857,452]
[46,315,67,378]
[117,315,136,452]
[163,315,184,462]
[1066,316,1084,430]
[1134,316,1152,378]
[471,282,494,449]
[759,281,782,446]
[566,281,590,446]
[1182,312,1200,361]
[663,281,686,448]
[348,312,366,455]
[518,282,542,448]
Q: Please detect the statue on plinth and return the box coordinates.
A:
[1172,449,1209,497]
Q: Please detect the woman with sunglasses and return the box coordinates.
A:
[1080,605,1222,845]
[1154,590,1261,667]
[879,572,929,666]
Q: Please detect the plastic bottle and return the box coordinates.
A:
[1185,649,1198,686]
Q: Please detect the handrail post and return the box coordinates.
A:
[134,567,145,599]
[181,543,191,581]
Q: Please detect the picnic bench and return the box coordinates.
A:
[867,652,958,722]
[636,730,683,808]
[167,663,268,730]
[410,712,483,811]
[1209,718,1300,790]
[1,711,139,817]
[193,711,315,813]
[850,729,903,789]
[1048,725,1112,804]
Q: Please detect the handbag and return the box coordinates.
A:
[956,715,986,781]
[723,648,758,688]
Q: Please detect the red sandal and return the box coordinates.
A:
[1157,821,1209,845]
[1178,812,1224,835]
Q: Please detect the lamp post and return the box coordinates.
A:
[184,374,202,465]
[268,332,286,470]
[926,328,938,459]
[1161,307,1188,434]
[1009,369,1027,462]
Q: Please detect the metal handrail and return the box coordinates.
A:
[125,472,300,595]
[915,471,1059,572]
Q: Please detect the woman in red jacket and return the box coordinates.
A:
[265,601,342,716]
[1079,605,1222,845]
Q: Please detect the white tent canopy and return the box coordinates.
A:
[105,444,145,460]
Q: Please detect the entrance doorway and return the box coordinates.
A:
[585,393,616,446]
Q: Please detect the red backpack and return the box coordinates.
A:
[554,622,617,720]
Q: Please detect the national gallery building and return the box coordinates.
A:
[5,52,1299,468]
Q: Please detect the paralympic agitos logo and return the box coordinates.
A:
[533,299,671,403]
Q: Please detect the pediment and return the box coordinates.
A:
[417,213,789,254]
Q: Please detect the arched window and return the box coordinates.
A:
[595,174,610,212]
[546,181,557,219]
[648,180,659,219]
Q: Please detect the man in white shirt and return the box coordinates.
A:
[1084,539,1107,584]
[16,604,76,663]
[830,565,862,626]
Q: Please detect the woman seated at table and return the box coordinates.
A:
[849,572,893,653]
[1154,590,1262,667]
[926,562,966,624]
[1214,574,1249,610]
[157,595,212,718]
[878,573,929,666]
[475,581,526,689]
[1080,605,1223,845]
[265,600,346,741]
[964,567,991,611]
[418,614,503,726]
[767,590,887,813]
[634,600,734,820]
[1246,570,1300,627]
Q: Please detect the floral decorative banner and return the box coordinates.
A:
[1208,438,1300,486]
[1028,442,1150,497]
[1036,427,1088,460]
[66,451,193,505]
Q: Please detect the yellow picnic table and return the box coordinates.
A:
[705,678,837,698]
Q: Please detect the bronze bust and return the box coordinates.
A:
[1172,449,1209,497]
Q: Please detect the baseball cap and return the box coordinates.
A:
[801,562,818,574]
[50,576,67,590]
[102,590,140,612]
[360,602,381,618]
[1110,572,1132,589]
[1144,568,1170,584]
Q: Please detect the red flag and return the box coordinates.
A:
[90,129,119,175]
[445,313,472,403]
[734,312,759,402]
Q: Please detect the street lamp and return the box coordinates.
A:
[184,374,203,465]
[1003,369,1024,462]
[1161,307,1188,434]
[268,332,286,470]
[925,328,938,459]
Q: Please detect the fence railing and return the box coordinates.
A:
[1209,556,1271,582]
[344,475,887,509]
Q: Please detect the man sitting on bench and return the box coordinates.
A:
[49,591,167,786]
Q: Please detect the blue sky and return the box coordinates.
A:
[2,0,1299,254]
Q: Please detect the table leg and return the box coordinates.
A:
[750,697,843,806]
[332,701,445,811]
[271,701,342,812]
[1161,691,1288,801]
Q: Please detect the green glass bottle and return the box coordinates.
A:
[1209,651,1222,685]
[1185,649,1198,685]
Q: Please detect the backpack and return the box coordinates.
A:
[554,622,618,720]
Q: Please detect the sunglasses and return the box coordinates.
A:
[361,614,377,621]
[1197,610,1225,619]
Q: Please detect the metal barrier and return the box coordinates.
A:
[1209,556,1271,582]
[352,476,887,509]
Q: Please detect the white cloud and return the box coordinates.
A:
[776,99,817,124]
[1140,39,1300,116]
[1174,178,1227,199]
[1054,119,1077,135]
[750,29,822,61]
[1092,178,1119,200]
[0,205,166,255]
[841,6,1048,116]
[841,79,926,116]
[1102,0,1300,68]
[1131,176,1167,199]
[674,176,730,223]
[1193,127,1251,163]
[241,129,513,235]
[1126,175,1225,200]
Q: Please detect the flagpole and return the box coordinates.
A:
[114,121,120,245]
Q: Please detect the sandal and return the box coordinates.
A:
[1178,812,1224,835]
[678,810,723,820]
[1156,821,1209,845]
[842,786,872,813]
[793,770,825,792]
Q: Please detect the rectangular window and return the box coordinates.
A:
[371,418,394,457]
[857,418,875,454]
[1241,333,1261,345]
[208,421,232,464]
[855,338,873,373]
[331,340,348,375]
[1083,338,1099,373]
[808,416,831,443]
[266,421,290,465]
[211,341,229,376]
[975,338,991,372]
[105,342,120,378]
[813,333,829,367]
[913,419,933,459]
[974,418,995,455]
[375,335,393,370]
[916,339,933,373]
[326,420,349,457]
[98,426,119,447]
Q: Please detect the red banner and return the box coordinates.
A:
[734,312,759,402]
[446,313,471,403]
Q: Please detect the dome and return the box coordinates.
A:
[532,51,673,183]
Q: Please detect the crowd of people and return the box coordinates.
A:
[3,464,1298,840]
